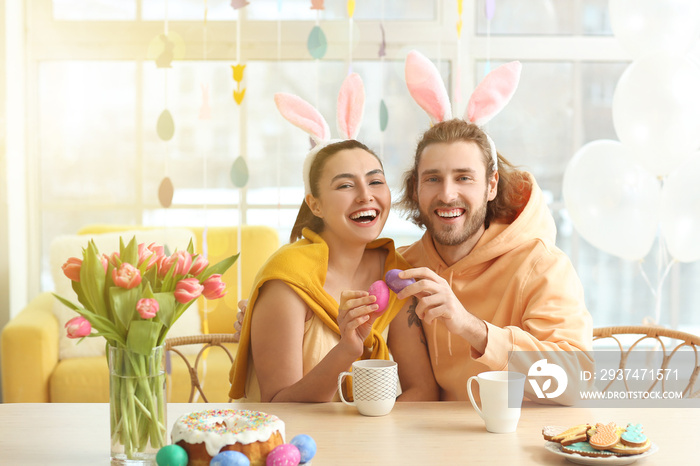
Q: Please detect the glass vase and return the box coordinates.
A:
[109,345,167,465]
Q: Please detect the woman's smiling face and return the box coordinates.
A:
[306,147,390,246]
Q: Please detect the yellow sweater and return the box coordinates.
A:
[229,228,409,400]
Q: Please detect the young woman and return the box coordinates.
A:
[229,140,438,402]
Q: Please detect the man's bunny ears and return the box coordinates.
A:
[274,73,366,194]
[405,50,521,169]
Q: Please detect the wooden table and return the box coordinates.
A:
[0,401,695,465]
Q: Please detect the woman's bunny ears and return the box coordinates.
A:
[274,73,366,194]
[405,50,521,169]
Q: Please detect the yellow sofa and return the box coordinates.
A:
[1,225,279,403]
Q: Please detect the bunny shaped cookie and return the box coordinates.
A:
[404,50,521,169]
[274,73,365,194]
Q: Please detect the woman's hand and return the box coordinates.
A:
[233,299,247,342]
[337,290,380,358]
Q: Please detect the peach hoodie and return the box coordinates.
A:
[399,173,593,402]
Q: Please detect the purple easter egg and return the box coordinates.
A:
[384,268,416,294]
[368,280,390,315]
[266,444,301,466]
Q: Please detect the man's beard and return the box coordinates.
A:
[419,191,489,246]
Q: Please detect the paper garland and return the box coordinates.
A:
[230,156,249,188]
[230,0,249,9]
[199,84,211,120]
[157,109,175,141]
[379,100,389,132]
[231,64,246,105]
[307,25,327,59]
[158,177,174,208]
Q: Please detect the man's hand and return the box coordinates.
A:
[396,267,488,353]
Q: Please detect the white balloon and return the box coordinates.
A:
[609,0,700,59]
[612,53,700,176]
[563,140,661,261]
[660,153,700,262]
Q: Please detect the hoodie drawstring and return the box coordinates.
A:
[433,268,455,366]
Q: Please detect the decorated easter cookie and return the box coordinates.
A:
[610,438,652,456]
[541,425,567,441]
[550,424,591,446]
[621,423,648,448]
[589,422,620,450]
[561,441,618,458]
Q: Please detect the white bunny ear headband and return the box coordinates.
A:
[274,73,366,194]
[404,50,522,170]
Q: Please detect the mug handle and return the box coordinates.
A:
[466,375,485,420]
[337,372,355,407]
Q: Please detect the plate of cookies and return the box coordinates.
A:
[542,423,658,465]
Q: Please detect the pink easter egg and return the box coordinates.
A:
[266,444,300,466]
[368,280,390,315]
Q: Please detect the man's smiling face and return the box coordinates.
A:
[415,140,497,247]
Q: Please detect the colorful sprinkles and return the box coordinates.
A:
[178,409,277,434]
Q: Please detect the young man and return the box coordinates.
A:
[392,119,593,402]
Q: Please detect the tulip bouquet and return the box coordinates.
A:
[55,236,237,462]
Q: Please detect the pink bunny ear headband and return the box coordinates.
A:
[274,73,366,195]
[404,50,522,170]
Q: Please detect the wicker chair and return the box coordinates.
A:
[165,333,238,403]
[593,326,700,398]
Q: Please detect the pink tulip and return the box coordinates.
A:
[100,254,109,273]
[112,263,142,289]
[189,254,209,276]
[61,257,82,282]
[202,274,227,300]
[138,242,165,269]
[159,250,193,278]
[65,316,92,338]
[174,277,204,304]
[107,251,121,268]
[136,298,159,319]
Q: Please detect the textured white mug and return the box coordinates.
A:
[467,371,526,433]
[338,360,398,416]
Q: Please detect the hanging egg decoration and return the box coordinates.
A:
[230,156,249,188]
[307,25,327,59]
[158,177,174,208]
[379,100,389,132]
[156,109,175,141]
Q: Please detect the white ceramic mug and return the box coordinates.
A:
[338,360,398,416]
[466,371,526,433]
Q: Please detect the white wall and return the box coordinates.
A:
[1,0,28,326]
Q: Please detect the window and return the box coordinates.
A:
[27,0,700,332]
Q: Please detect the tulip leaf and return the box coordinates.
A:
[80,241,107,319]
[110,287,140,335]
[126,320,162,355]
[153,292,177,330]
[119,236,139,267]
[200,253,239,281]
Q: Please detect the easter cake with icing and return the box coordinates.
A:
[171,409,284,466]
